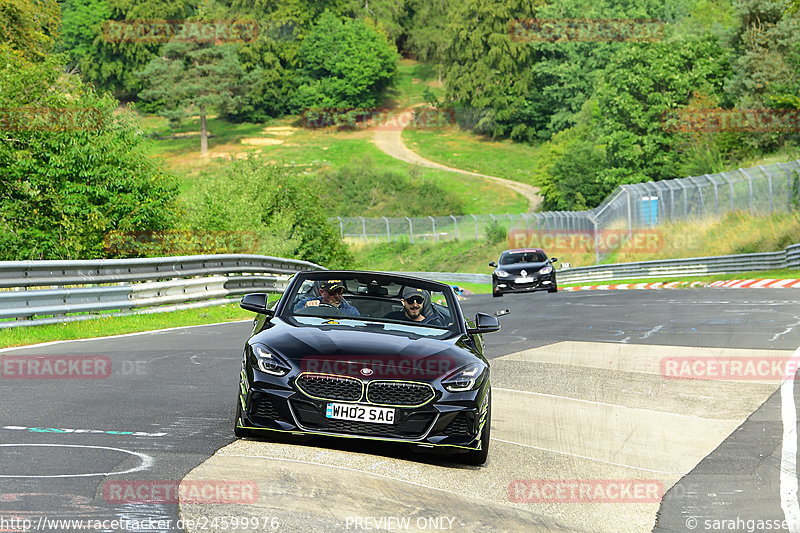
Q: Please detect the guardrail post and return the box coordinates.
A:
[405,217,414,243]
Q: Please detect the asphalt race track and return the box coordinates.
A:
[1,288,799,532]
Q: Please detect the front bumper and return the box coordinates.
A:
[493,273,556,293]
[237,374,489,452]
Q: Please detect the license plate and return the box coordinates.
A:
[326,403,395,425]
[516,277,534,283]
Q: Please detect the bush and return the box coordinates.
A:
[485,221,507,244]
[183,159,352,268]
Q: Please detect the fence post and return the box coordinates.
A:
[359,216,367,241]
[740,168,755,212]
[429,216,437,242]
[337,216,343,239]
[450,215,459,240]
[759,165,774,212]
[706,174,719,214]
[624,186,632,237]
[590,215,600,264]
[382,216,390,242]
[471,214,479,239]
[688,176,704,216]
[720,172,734,210]
[405,217,414,243]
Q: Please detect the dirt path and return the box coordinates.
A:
[372,107,542,212]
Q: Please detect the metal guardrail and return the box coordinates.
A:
[0,255,324,328]
[2,245,798,328]
[393,243,800,286]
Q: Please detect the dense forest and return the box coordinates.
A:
[1,0,799,262]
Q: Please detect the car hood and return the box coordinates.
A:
[250,318,480,380]
[496,261,549,275]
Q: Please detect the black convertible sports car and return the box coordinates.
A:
[234,270,502,465]
[490,248,559,297]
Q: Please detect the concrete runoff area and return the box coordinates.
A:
[180,342,788,533]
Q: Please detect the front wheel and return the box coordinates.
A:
[548,285,558,293]
[492,284,503,298]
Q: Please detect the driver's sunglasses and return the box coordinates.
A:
[405,296,424,305]
[324,288,344,295]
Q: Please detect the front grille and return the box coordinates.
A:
[296,373,362,402]
[252,397,280,420]
[367,381,435,406]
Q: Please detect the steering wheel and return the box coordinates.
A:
[299,302,344,316]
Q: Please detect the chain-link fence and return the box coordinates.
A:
[333,161,800,244]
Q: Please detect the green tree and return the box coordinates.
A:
[58,0,112,70]
[0,45,178,260]
[74,0,195,98]
[595,36,730,185]
[405,0,450,81]
[138,41,251,154]
[0,0,60,60]
[293,12,398,113]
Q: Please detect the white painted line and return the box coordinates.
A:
[0,320,251,354]
[491,438,682,475]
[492,387,725,421]
[780,346,800,532]
[0,444,153,478]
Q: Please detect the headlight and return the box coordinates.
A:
[495,270,511,278]
[538,266,553,275]
[251,344,291,376]
[442,362,487,392]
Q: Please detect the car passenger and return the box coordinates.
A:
[294,280,360,316]
[384,287,443,326]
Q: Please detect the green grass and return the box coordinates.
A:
[142,117,527,216]
[0,303,255,349]
[383,59,446,109]
[402,127,543,185]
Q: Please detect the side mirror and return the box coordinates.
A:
[488,261,497,268]
[240,293,272,315]
[549,257,559,263]
[467,312,501,335]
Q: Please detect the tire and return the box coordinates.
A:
[461,398,491,466]
[234,397,256,438]
[492,284,503,298]
[548,285,558,293]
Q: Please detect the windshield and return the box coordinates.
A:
[499,250,547,265]
[282,273,459,332]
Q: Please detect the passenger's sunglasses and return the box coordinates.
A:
[405,296,424,305]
